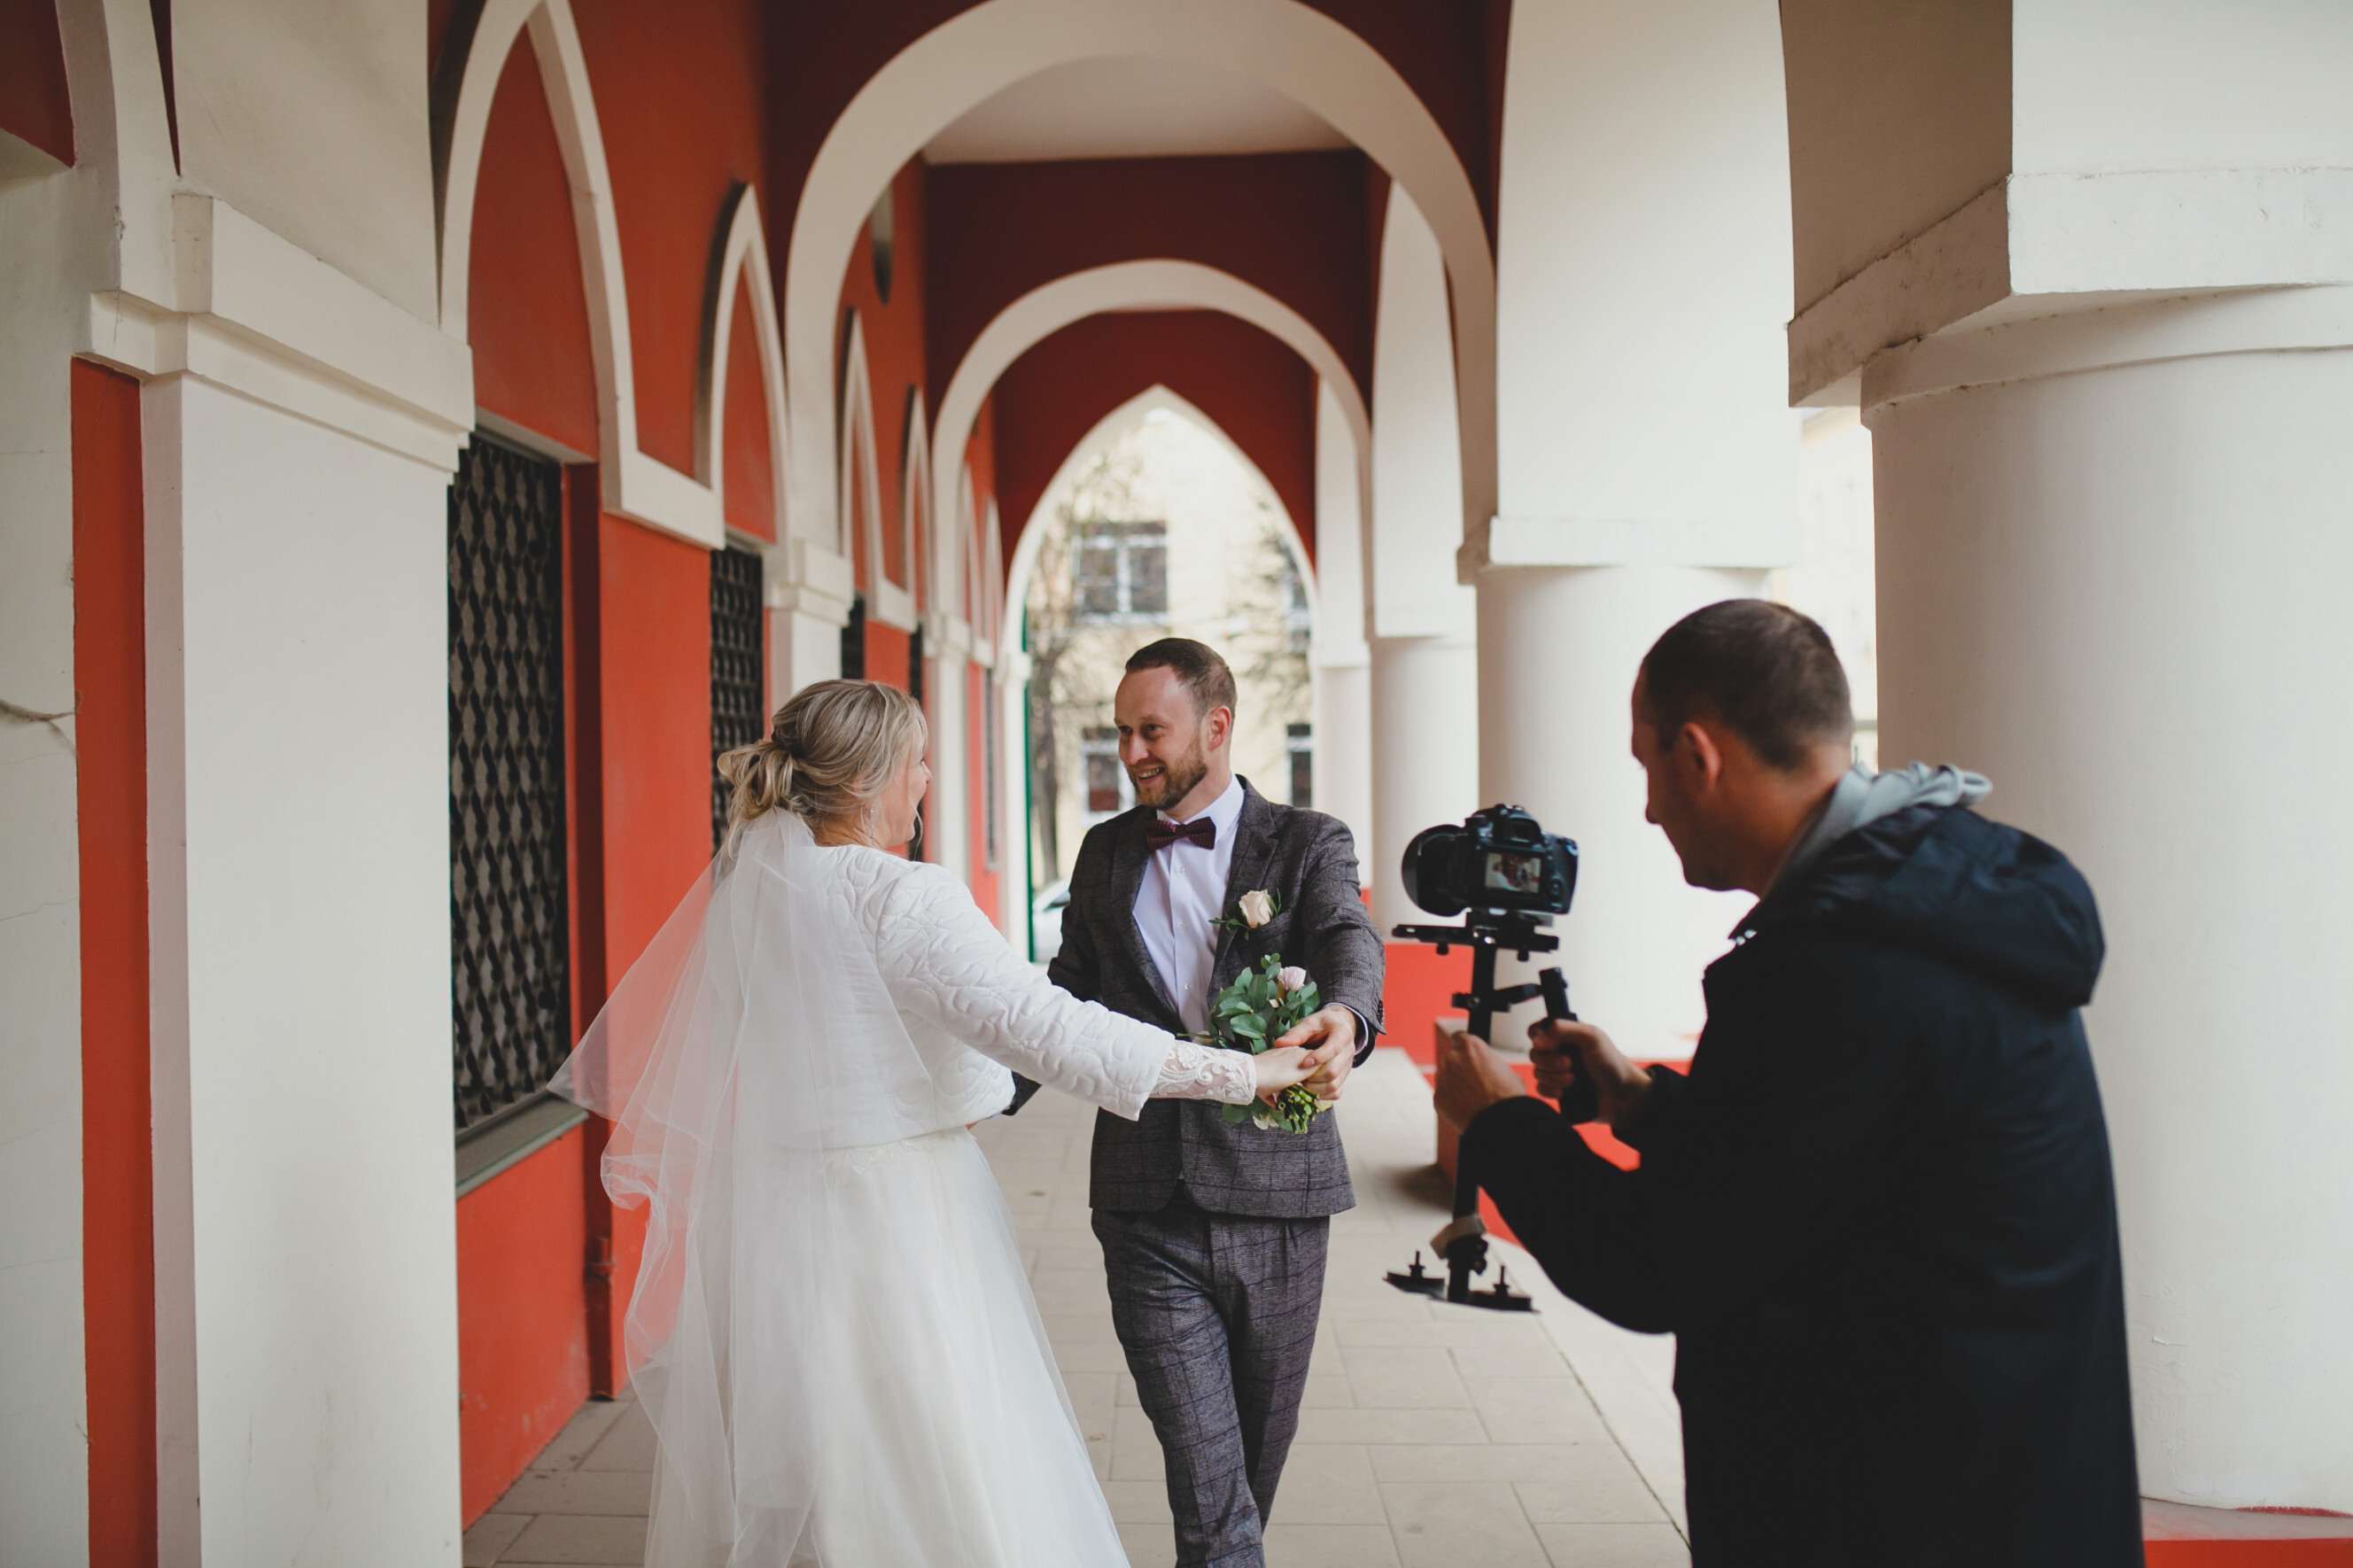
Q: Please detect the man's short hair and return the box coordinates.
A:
[1639,601,1852,772]
[1125,638,1238,718]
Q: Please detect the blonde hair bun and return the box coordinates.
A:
[718,679,927,835]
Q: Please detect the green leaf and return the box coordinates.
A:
[1231,1014,1266,1040]
[1220,1102,1250,1124]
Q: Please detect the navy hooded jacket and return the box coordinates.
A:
[1462,804,2142,1566]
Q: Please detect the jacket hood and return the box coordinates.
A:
[1745,804,2106,1010]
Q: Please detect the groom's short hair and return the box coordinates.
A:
[1126,638,1238,719]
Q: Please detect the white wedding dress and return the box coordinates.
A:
[550,811,1256,1566]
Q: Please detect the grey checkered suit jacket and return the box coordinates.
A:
[1030,780,1386,1217]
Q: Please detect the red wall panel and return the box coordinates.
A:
[967,660,1000,929]
[0,0,74,165]
[470,42,601,457]
[455,1128,590,1524]
[989,310,1318,564]
[571,0,769,476]
[925,152,1374,417]
[838,159,930,601]
[720,275,777,541]
[74,358,156,1568]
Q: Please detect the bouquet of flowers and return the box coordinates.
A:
[1199,952,1332,1134]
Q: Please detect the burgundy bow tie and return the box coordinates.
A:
[1145,817,1216,852]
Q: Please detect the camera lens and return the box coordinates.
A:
[1401,826,1467,917]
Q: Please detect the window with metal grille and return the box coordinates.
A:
[1083,726,1130,818]
[1287,721,1314,808]
[711,544,765,850]
[448,436,570,1131]
[1075,522,1168,622]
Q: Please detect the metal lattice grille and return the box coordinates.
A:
[711,545,765,849]
[449,437,571,1131]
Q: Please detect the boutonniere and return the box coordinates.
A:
[1213,889,1279,933]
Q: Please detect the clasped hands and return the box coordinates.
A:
[1432,1015,1654,1135]
[1253,1005,1360,1106]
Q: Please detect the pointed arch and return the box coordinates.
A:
[998,384,1316,667]
[787,0,1495,563]
[434,0,721,545]
[836,311,910,629]
[900,389,936,621]
[696,182,788,536]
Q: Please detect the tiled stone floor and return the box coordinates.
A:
[465,1047,1691,1566]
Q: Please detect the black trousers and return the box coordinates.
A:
[1092,1198,1330,1568]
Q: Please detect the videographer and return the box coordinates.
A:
[1433,601,2140,1567]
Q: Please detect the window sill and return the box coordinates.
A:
[455,1091,588,1198]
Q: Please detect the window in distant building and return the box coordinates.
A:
[1083,726,1130,819]
[1286,721,1313,809]
[1075,522,1168,623]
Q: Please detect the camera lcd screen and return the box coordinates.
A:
[1484,849,1544,897]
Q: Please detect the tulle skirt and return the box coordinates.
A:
[643,1126,1126,1567]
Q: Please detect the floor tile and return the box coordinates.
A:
[1342,1347,1474,1409]
[577,1402,655,1472]
[1532,1519,1691,1565]
[462,1511,530,1567]
[1293,1406,1491,1446]
[1370,1443,1633,1485]
[1264,1523,1403,1566]
[1467,1375,1615,1444]
[1379,1482,1549,1568]
[527,1400,629,1472]
[1269,1443,1384,1525]
[490,1469,656,1516]
[1515,1473,1669,1524]
[1102,1478,1175,1524]
[497,1512,648,1565]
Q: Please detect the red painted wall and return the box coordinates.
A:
[967,660,1000,928]
[925,151,1374,417]
[0,0,74,165]
[455,1128,589,1522]
[989,310,1319,564]
[571,0,770,476]
[469,40,600,457]
[838,159,931,600]
[720,274,776,540]
[74,359,157,1568]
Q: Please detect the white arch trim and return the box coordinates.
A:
[437,0,723,546]
[836,313,913,630]
[698,182,789,538]
[932,260,1369,567]
[997,384,1317,670]
[792,0,1496,556]
[901,389,936,623]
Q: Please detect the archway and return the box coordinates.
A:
[787,0,1495,556]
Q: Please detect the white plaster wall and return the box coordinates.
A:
[1477,0,1797,1057]
[1871,344,2353,1513]
[1310,379,1372,879]
[1366,185,1479,929]
[0,156,95,1568]
[146,378,462,1564]
[2013,0,2353,174]
[172,0,440,322]
[1495,0,1799,539]
[1368,188,1475,645]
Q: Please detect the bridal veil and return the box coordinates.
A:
[549,811,948,1564]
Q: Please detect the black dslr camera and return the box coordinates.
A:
[1400,804,1578,920]
[1386,805,1584,1312]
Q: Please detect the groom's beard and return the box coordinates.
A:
[1129,739,1208,812]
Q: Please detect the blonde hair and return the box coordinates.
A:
[718,679,927,837]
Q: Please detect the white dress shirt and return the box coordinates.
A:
[1133,775,1247,1036]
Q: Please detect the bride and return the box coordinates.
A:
[551,679,1333,1566]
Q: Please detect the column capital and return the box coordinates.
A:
[1456,515,1798,579]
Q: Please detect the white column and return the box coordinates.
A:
[145,373,463,1566]
[1310,379,1373,876]
[767,539,852,696]
[1866,294,2353,1513]
[1367,636,1478,933]
[924,617,970,881]
[1368,190,1480,930]
[1472,0,1798,1054]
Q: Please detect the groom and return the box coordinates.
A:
[1013,637,1385,1567]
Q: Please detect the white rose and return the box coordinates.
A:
[1276,966,1309,994]
[1239,889,1276,928]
